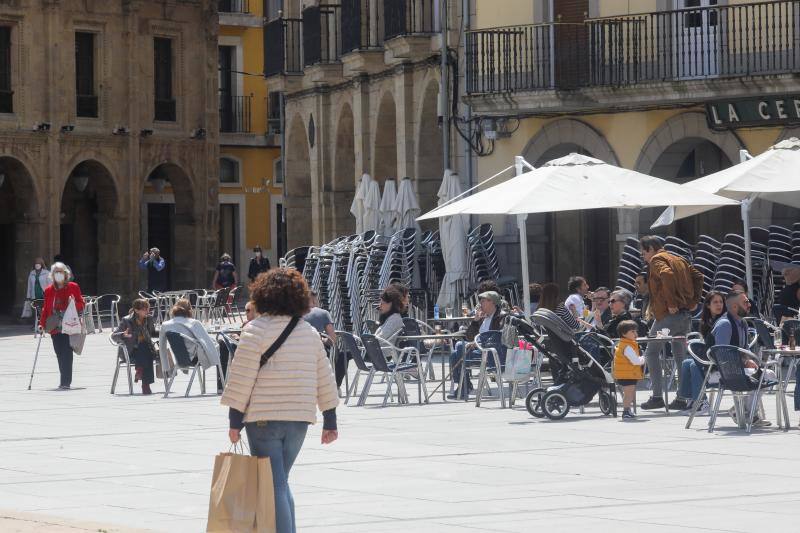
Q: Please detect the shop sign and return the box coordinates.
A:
[706,95,800,130]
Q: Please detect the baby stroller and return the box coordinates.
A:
[515,309,617,420]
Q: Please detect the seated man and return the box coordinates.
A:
[448,291,507,399]
[588,286,612,330]
[304,291,341,384]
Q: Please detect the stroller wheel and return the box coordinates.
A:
[599,391,612,416]
[542,390,570,420]
[525,388,546,418]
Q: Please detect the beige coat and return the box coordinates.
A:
[221,315,339,425]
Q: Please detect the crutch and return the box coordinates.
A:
[28,330,44,390]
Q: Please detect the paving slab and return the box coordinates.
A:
[0,328,798,532]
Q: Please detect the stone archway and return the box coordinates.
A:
[142,162,197,290]
[0,156,42,313]
[522,119,618,289]
[373,90,397,184]
[285,115,313,248]
[636,112,745,241]
[330,102,356,238]
[415,81,444,221]
[60,160,119,296]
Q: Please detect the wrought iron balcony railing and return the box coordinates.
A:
[342,0,380,53]
[264,17,303,76]
[467,0,800,94]
[219,93,252,133]
[384,0,436,41]
[303,4,342,67]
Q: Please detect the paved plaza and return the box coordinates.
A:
[1,327,800,532]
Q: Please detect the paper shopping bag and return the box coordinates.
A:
[502,348,533,382]
[255,457,276,533]
[207,452,259,532]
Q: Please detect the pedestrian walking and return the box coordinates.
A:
[38,262,84,390]
[247,246,270,283]
[222,268,339,533]
[113,299,158,395]
[212,253,238,290]
[22,257,49,320]
[138,247,168,293]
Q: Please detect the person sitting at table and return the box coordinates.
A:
[670,290,725,414]
[305,291,341,383]
[390,282,411,317]
[602,290,634,338]
[447,291,507,400]
[159,298,221,381]
[777,265,800,320]
[374,286,405,344]
[113,299,158,395]
[588,286,612,330]
[216,301,258,393]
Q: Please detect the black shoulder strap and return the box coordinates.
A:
[259,316,301,368]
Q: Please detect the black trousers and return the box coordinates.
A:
[51,333,73,387]
[132,345,155,385]
[334,348,351,388]
[218,341,235,391]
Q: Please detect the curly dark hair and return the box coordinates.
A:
[250,268,310,316]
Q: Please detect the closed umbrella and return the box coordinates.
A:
[379,178,397,236]
[393,177,420,230]
[653,137,800,293]
[362,179,381,233]
[349,173,373,234]
[436,170,469,308]
[419,153,738,316]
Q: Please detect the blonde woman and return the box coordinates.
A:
[39,262,84,389]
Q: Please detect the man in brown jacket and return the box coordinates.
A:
[638,236,704,411]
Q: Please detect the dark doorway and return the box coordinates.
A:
[276,203,287,260]
[0,223,14,313]
[60,184,99,294]
[219,203,239,268]
[147,203,174,289]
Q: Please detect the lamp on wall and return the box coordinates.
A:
[73,175,89,192]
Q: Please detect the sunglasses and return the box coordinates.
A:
[592,297,608,301]
[608,299,619,303]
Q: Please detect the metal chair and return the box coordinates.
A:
[337,331,371,405]
[109,335,134,395]
[163,331,208,398]
[706,344,779,433]
[473,331,508,408]
[360,333,427,407]
[95,294,121,330]
[684,340,717,429]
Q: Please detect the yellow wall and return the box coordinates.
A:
[474,0,533,28]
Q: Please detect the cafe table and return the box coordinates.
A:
[395,331,466,402]
[635,335,687,414]
[761,347,800,431]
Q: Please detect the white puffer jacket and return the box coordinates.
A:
[221,315,339,425]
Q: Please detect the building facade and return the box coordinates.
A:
[0,0,219,314]
[218,0,283,269]
[466,0,800,289]
[270,0,456,249]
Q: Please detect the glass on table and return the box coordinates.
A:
[434,324,442,335]
[445,307,453,319]
[462,304,469,317]
[774,329,782,349]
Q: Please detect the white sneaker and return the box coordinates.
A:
[680,400,709,416]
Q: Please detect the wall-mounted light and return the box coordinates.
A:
[60,124,75,134]
[32,122,51,132]
[140,129,154,137]
[150,178,167,193]
[73,175,89,192]
[112,126,130,136]
[190,128,206,140]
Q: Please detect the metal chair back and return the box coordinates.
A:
[338,331,370,372]
[165,331,199,368]
[360,334,391,373]
[708,345,758,392]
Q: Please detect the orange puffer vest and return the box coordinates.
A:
[613,338,644,380]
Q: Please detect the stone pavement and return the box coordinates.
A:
[1,327,800,533]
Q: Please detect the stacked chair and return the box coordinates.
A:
[693,235,721,300]
[712,233,747,293]
[794,222,800,264]
[664,236,693,263]
[614,237,643,294]
[468,224,500,285]
[769,225,793,302]
[378,228,419,289]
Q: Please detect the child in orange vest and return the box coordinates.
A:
[613,320,645,419]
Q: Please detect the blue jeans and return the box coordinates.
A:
[245,421,310,533]
[449,341,482,388]
[677,358,706,402]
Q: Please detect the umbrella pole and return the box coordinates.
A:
[514,157,531,319]
[741,196,754,297]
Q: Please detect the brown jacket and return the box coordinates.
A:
[465,310,507,342]
[647,250,704,321]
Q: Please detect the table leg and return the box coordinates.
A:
[660,353,670,414]
[441,348,446,402]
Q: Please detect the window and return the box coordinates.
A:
[154,37,175,121]
[265,0,283,21]
[220,157,240,184]
[219,46,235,132]
[75,32,97,118]
[273,158,283,184]
[267,91,282,134]
[0,27,12,113]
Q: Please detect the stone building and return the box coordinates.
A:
[268,0,454,248]
[0,0,219,314]
[465,0,800,289]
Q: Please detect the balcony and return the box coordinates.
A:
[264,17,303,77]
[218,0,248,13]
[467,1,800,102]
[219,93,252,133]
[340,0,385,75]
[302,4,345,83]
[383,0,437,61]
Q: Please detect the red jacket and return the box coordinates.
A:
[40,282,84,334]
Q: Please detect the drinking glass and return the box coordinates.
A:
[445,307,453,319]
[774,329,783,349]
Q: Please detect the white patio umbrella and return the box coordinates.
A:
[362,179,381,233]
[393,177,420,230]
[652,137,800,294]
[378,178,397,236]
[436,170,470,308]
[419,153,738,317]
[349,173,373,234]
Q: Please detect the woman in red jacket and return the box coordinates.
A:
[39,262,84,389]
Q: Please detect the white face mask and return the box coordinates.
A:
[53,272,66,284]
[34,264,42,270]
[255,252,261,258]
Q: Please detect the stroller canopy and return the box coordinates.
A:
[530,309,575,343]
